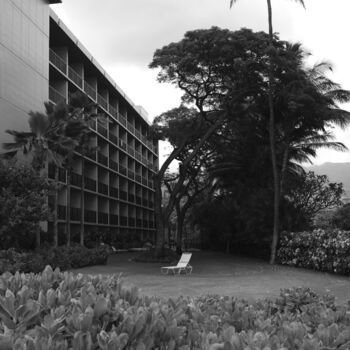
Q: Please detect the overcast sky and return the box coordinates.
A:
[52,0,350,165]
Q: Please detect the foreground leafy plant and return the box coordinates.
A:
[0,267,349,349]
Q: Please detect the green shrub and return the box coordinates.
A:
[277,229,350,275]
[0,267,349,349]
[0,162,54,250]
[0,245,110,274]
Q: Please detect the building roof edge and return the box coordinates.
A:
[49,8,151,125]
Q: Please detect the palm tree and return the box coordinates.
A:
[2,102,78,248]
[230,0,305,263]
[60,93,98,246]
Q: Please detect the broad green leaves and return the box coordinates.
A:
[0,267,349,349]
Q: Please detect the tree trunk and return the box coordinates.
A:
[154,174,164,251]
[176,210,185,250]
[80,156,85,246]
[36,229,41,251]
[66,169,71,246]
[266,0,280,265]
[53,166,59,248]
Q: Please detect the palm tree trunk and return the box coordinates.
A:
[53,166,59,247]
[266,0,280,265]
[80,155,85,246]
[66,169,71,246]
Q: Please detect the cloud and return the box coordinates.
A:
[52,0,350,164]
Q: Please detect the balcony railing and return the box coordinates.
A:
[120,190,127,201]
[120,216,128,226]
[98,212,108,224]
[98,182,108,195]
[97,152,108,166]
[84,81,96,100]
[109,133,118,145]
[135,130,141,140]
[97,123,108,138]
[58,205,66,220]
[70,207,81,221]
[127,145,134,157]
[119,165,127,176]
[127,169,134,180]
[110,214,119,225]
[84,177,96,191]
[135,152,142,161]
[109,159,118,172]
[49,49,67,74]
[86,150,96,161]
[97,94,108,110]
[68,66,83,87]
[127,122,135,134]
[84,210,96,223]
[58,168,66,183]
[135,174,141,183]
[109,105,118,118]
[119,114,127,126]
[119,139,127,150]
[109,186,118,198]
[71,172,82,187]
[49,86,66,105]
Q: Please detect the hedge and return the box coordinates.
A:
[277,229,350,275]
[0,245,110,274]
[0,266,349,349]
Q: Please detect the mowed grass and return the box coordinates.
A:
[73,250,350,303]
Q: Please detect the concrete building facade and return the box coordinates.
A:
[0,0,158,243]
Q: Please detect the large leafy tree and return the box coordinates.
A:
[149,27,275,251]
[203,40,350,257]
[230,0,306,263]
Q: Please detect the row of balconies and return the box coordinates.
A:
[49,49,157,154]
[50,168,155,209]
[49,86,158,162]
[46,99,158,173]
[56,205,154,228]
[49,155,154,190]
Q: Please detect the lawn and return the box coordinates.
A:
[73,250,350,303]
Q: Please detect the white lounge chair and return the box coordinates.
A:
[161,252,193,275]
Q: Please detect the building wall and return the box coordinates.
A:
[0,0,50,144]
[0,0,158,243]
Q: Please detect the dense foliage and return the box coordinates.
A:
[0,245,110,274]
[285,172,343,230]
[0,162,54,250]
[331,204,350,230]
[277,229,350,275]
[0,267,349,349]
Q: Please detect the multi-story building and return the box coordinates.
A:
[0,0,158,242]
